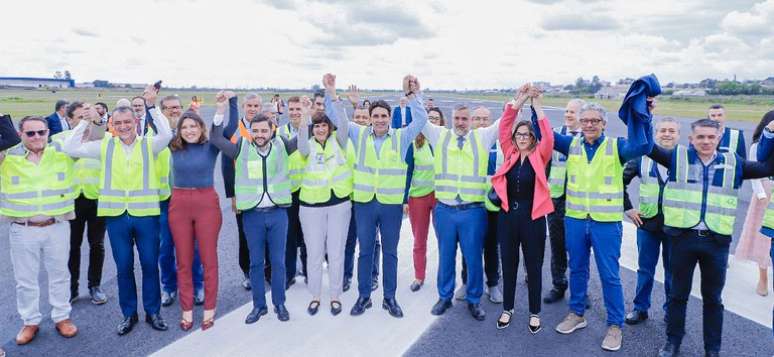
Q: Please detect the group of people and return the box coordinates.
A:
[1,72,773,357]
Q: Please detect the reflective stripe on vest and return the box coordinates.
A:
[51,132,101,200]
[564,136,624,221]
[662,145,738,235]
[409,142,435,198]
[638,156,661,219]
[0,144,74,217]
[352,129,407,204]
[549,126,577,199]
[299,136,354,204]
[234,138,291,210]
[433,130,488,202]
[97,136,160,217]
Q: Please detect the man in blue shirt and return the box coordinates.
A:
[648,118,774,357]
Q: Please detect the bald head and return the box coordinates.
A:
[471,106,492,129]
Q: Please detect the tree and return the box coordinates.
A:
[64,70,71,80]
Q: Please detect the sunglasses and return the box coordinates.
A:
[24,130,48,137]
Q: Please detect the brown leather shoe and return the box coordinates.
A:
[15,325,39,345]
[55,319,78,338]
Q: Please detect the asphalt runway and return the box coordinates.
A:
[0,96,771,356]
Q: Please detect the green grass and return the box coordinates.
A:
[2,88,773,122]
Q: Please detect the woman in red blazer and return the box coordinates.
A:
[491,86,555,332]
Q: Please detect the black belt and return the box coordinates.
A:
[438,201,484,210]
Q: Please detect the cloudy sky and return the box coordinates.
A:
[2,0,772,89]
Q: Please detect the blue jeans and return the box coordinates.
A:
[354,200,402,299]
[242,207,288,308]
[106,214,161,318]
[633,228,672,315]
[344,207,380,281]
[158,199,203,294]
[565,217,625,326]
[434,203,486,304]
[666,232,729,353]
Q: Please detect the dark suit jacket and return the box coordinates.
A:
[46,112,65,135]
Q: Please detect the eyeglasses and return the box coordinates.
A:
[164,105,183,110]
[24,130,48,137]
[580,118,603,125]
[513,133,533,139]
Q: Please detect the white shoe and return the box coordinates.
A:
[454,284,467,301]
[488,286,503,304]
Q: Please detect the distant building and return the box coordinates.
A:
[75,82,95,88]
[673,89,707,97]
[594,85,629,100]
[112,83,146,89]
[0,76,74,88]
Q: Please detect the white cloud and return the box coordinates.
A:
[0,0,770,89]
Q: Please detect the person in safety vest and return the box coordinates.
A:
[296,81,354,317]
[544,98,585,305]
[325,73,427,318]
[211,94,299,324]
[552,75,658,353]
[418,83,503,322]
[648,118,774,357]
[51,101,109,306]
[707,104,746,159]
[621,117,680,326]
[62,85,173,336]
[0,115,82,346]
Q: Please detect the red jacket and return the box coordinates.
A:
[491,104,555,219]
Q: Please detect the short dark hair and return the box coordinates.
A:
[368,100,391,116]
[66,101,85,119]
[249,114,272,128]
[752,110,774,143]
[313,91,324,101]
[160,95,181,109]
[131,96,145,104]
[55,100,68,111]
[709,104,725,110]
[691,118,720,131]
[19,116,48,131]
[112,106,134,117]
[287,96,300,104]
[95,102,108,111]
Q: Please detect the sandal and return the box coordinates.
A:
[307,300,321,316]
[528,314,542,334]
[180,319,193,331]
[331,300,342,316]
[496,310,512,330]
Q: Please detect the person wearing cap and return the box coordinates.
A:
[650,118,774,357]
[63,85,173,336]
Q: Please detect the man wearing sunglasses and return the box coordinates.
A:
[0,114,79,345]
[63,85,173,336]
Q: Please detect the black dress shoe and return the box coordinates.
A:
[274,304,290,321]
[410,280,423,292]
[543,288,565,304]
[704,351,719,357]
[145,314,169,331]
[194,289,205,306]
[625,310,649,325]
[89,286,108,305]
[330,301,343,316]
[343,277,351,292]
[658,341,680,357]
[382,298,404,318]
[307,300,320,316]
[431,299,452,316]
[245,306,268,324]
[117,314,139,335]
[468,303,486,321]
[161,291,176,307]
[350,297,372,316]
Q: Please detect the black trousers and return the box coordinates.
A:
[68,194,106,290]
[547,197,568,291]
[236,211,250,276]
[667,232,729,353]
[498,202,546,313]
[461,210,500,287]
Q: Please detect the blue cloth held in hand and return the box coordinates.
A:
[618,74,661,125]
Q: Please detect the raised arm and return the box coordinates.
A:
[646,143,673,168]
[63,120,102,159]
[142,86,172,154]
[297,96,313,158]
[0,114,21,151]
[323,73,357,148]
[398,75,428,160]
[222,91,239,138]
[500,84,531,155]
[210,92,239,159]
